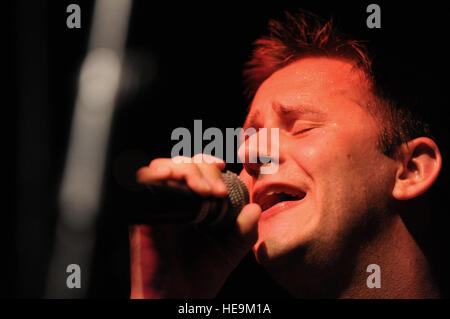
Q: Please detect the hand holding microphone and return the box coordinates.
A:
[133,166,249,229]
[129,154,261,298]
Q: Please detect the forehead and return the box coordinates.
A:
[246,57,371,123]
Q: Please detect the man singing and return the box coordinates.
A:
[129,10,443,298]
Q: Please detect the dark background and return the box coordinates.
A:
[7,0,450,298]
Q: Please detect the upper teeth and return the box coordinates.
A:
[266,190,298,197]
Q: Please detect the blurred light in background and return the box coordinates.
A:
[46,0,133,298]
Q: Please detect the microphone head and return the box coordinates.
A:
[221,170,249,221]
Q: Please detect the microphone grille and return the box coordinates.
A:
[221,170,249,218]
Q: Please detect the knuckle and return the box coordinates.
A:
[149,158,166,169]
[192,153,204,162]
[172,155,191,164]
[193,154,224,165]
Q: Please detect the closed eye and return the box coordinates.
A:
[292,127,316,136]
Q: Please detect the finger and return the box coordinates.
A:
[175,164,213,196]
[193,154,226,170]
[192,154,227,197]
[196,162,228,197]
[137,157,180,183]
[137,158,213,196]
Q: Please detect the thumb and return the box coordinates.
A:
[233,203,261,249]
[206,203,261,272]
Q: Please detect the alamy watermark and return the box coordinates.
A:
[66,264,81,289]
[170,120,279,174]
[366,264,381,288]
[66,4,81,29]
[366,4,381,29]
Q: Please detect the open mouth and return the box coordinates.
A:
[254,187,306,212]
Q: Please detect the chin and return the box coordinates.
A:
[253,210,322,268]
[252,234,309,269]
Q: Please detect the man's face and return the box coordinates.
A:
[239,57,398,272]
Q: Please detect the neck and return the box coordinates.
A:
[269,215,440,298]
[339,215,440,298]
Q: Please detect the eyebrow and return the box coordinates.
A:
[243,102,327,130]
[272,102,327,119]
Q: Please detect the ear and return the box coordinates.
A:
[392,137,442,200]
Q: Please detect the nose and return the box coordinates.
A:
[242,155,274,177]
[238,128,280,178]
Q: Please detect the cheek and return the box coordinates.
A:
[287,126,387,212]
[292,126,381,173]
[287,130,346,175]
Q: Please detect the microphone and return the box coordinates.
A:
[129,170,249,229]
